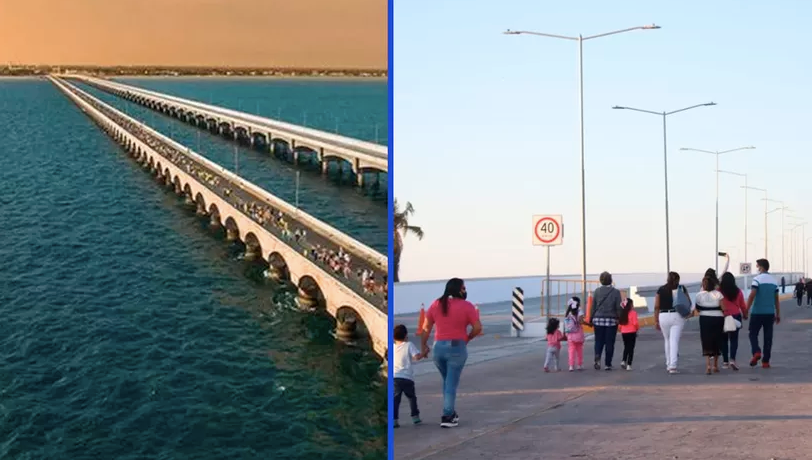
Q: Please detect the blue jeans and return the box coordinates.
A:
[749,314,775,363]
[433,340,468,417]
[721,314,742,362]
[593,325,618,367]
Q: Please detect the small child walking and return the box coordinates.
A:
[564,297,585,371]
[618,298,639,371]
[544,317,566,372]
[393,324,425,428]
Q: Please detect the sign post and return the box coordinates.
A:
[533,215,564,317]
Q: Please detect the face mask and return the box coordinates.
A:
[459,291,467,300]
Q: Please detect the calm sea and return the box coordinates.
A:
[0,78,385,459]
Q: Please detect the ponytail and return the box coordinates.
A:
[438,278,465,316]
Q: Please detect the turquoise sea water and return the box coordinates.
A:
[0,79,385,459]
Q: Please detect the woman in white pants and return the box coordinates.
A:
[654,272,691,374]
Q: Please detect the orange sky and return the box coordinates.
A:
[0,0,386,69]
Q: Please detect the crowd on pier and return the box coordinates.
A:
[67,83,388,309]
[395,255,785,428]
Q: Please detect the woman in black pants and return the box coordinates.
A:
[588,271,623,371]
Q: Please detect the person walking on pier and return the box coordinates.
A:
[781,276,786,294]
[564,298,585,371]
[794,279,805,306]
[420,278,482,428]
[393,325,425,428]
[747,259,780,368]
[696,275,726,374]
[619,298,639,371]
[805,278,812,306]
[589,272,623,371]
[655,272,691,374]
[719,272,747,371]
[544,318,566,373]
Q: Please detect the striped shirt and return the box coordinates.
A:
[750,272,779,315]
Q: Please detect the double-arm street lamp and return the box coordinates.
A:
[679,147,756,272]
[504,24,660,300]
[612,102,716,273]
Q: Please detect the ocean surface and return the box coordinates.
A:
[0,79,385,459]
[73,77,388,255]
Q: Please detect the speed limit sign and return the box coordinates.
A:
[532,215,563,246]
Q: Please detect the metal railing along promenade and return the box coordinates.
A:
[53,76,388,312]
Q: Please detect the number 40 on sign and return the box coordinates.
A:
[532,215,563,246]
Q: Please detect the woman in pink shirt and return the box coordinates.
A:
[719,272,749,370]
[420,278,483,428]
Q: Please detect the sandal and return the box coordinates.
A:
[706,366,712,375]
[713,366,720,373]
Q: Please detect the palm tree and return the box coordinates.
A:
[393,199,424,282]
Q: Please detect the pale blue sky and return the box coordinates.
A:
[394,0,812,282]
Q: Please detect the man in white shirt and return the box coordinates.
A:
[393,324,425,428]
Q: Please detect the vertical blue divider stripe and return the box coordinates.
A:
[387,0,394,456]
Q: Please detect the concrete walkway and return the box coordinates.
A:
[394,297,812,460]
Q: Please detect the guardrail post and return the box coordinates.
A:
[512,287,524,337]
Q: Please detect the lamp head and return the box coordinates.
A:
[643,24,661,30]
[704,102,717,106]
[503,30,520,35]
[612,106,625,110]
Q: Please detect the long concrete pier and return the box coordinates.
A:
[50,75,388,358]
[65,75,387,188]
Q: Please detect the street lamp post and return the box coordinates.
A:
[612,102,716,273]
[680,147,756,272]
[806,236,812,276]
[744,186,768,257]
[505,24,661,301]
[718,169,748,262]
[764,199,788,273]
[789,218,805,274]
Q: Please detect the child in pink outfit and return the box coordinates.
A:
[564,297,585,371]
[619,298,639,371]
[544,317,566,372]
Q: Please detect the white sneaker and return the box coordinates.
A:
[577,365,583,371]
[626,365,632,371]
[569,366,574,372]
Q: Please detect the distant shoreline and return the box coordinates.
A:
[112,74,387,81]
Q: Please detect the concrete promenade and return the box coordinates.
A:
[394,296,812,460]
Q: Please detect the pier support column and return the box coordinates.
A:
[196,201,207,216]
[226,227,239,242]
[174,183,182,195]
[356,172,364,188]
[165,175,173,187]
[209,213,221,228]
[293,150,299,165]
[266,266,284,282]
[184,193,195,206]
[321,159,329,175]
[244,242,259,261]
[336,316,359,343]
[297,287,320,310]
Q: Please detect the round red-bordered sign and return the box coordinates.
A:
[534,217,560,244]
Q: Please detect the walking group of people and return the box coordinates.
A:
[393,257,783,429]
[793,277,812,306]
